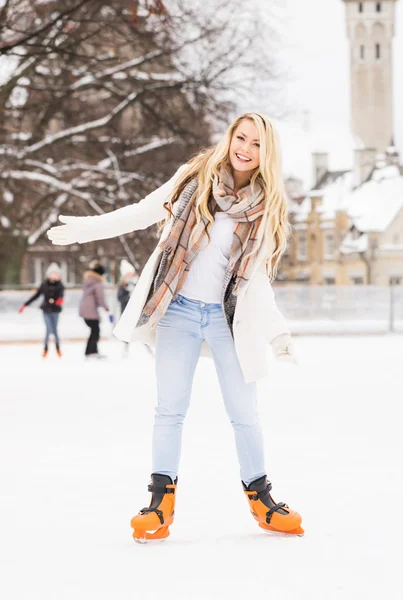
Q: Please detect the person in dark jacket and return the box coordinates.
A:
[117,264,137,315]
[19,262,64,357]
[79,260,112,359]
[117,261,138,357]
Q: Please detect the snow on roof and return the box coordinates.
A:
[315,169,350,189]
[370,165,400,183]
[317,172,353,220]
[291,163,403,236]
[293,170,353,222]
[340,232,368,255]
[346,170,403,232]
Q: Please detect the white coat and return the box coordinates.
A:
[73,166,291,383]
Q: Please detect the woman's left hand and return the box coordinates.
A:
[271,334,297,364]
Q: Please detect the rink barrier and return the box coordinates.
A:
[0,285,402,342]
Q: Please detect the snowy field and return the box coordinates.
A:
[1,335,402,600]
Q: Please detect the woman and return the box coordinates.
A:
[79,260,111,359]
[19,262,64,358]
[48,112,303,541]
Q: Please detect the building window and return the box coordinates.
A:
[324,233,335,258]
[376,2,381,12]
[351,276,364,285]
[390,277,401,285]
[324,277,336,285]
[360,45,365,60]
[375,43,381,59]
[358,2,363,12]
[297,233,307,261]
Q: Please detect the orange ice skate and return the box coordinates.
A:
[243,476,304,536]
[130,474,177,543]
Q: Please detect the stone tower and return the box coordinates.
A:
[342,0,399,153]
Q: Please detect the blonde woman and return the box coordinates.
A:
[48,112,303,542]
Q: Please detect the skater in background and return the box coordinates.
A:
[48,112,304,541]
[117,260,138,315]
[79,260,112,359]
[18,262,64,358]
[117,260,138,356]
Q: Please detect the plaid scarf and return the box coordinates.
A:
[139,167,265,327]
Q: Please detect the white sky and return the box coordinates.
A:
[274,0,403,185]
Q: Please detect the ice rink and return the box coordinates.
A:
[1,335,402,600]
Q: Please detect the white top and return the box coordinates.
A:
[180,212,234,303]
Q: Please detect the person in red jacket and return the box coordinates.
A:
[19,262,64,357]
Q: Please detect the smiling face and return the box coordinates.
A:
[229,118,261,176]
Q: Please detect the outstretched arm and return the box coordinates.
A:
[47,165,186,246]
[24,284,45,307]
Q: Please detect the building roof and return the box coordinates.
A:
[340,166,403,254]
[315,169,351,190]
[346,166,403,232]
[290,159,403,257]
[292,169,353,223]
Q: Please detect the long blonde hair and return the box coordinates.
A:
[163,112,290,279]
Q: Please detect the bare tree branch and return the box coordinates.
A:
[0,0,93,54]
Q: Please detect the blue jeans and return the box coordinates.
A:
[43,312,60,348]
[153,295,266,485]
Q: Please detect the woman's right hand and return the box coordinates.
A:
[47,215,84,245]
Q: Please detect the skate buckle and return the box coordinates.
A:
[266,502,288,524]
[139,507,164,525]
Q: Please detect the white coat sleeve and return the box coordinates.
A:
[255,265,291,343]
[47,165,186,245]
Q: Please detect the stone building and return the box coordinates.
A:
[343,0,399,153]
[280,150,403,285]
[279,0,402,286]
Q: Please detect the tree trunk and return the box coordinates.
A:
[0,234,28,286]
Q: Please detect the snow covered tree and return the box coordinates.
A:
[0,0,283,285]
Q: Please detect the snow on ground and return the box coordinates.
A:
[1,336,402,600]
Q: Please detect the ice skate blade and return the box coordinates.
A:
[259,523,304,537]
[132,526,170,543]
[133,536,168,545]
